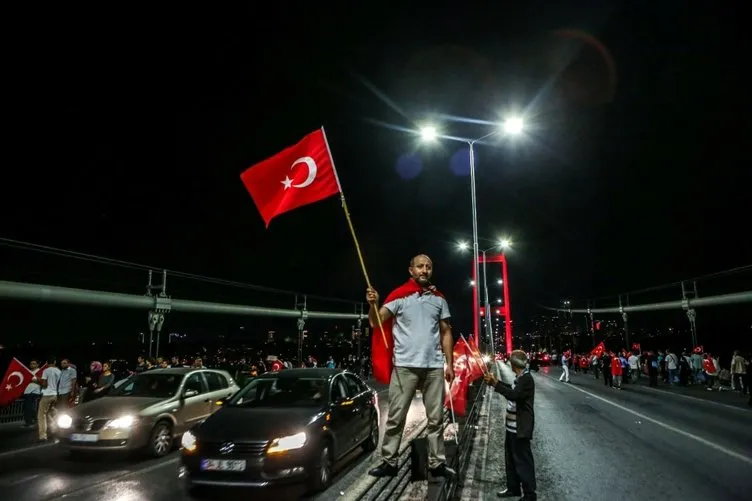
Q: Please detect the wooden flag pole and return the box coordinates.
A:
[320,127,389,349]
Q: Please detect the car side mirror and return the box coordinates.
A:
[183,389,199,398]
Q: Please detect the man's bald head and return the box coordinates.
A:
[409,254,433,286]
[410,254,432,267]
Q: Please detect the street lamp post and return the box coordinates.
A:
[422,118,524,351]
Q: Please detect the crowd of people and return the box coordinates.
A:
[559,347,750,404]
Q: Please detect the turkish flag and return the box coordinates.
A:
[240,128,341,227]
[590,341,606,357]
[0,358,34,406]
[444,339,479,416]
[445,374,469,417]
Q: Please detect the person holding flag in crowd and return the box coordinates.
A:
[365,254,456,479]
[239,130,457,477]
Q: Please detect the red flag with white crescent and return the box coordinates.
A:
[0,358,34,406]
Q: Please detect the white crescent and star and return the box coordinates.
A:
[282,156,318,190]
[5,371,23,391]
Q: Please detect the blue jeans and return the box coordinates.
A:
[668,369,678,384]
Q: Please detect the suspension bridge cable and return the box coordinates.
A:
[564,263,752,305]
[0,237,360,306]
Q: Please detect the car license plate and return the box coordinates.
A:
[200,459,246,472]
[70,434,99,442]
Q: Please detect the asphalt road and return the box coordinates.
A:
[0,382,430,501]
[463,363,752,501]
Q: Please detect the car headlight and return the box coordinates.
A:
[267,432,307,454]
[57,414,73,429]
[105,415,135,429]
[181,430,198,452]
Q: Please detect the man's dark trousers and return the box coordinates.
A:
[504,430,536,499]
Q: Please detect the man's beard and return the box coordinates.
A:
[414,275,431,286]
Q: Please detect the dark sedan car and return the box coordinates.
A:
[179,368,379,493]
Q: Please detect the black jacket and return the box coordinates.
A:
[494,372,535,439]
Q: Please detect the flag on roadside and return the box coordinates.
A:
[444,338,482,416]
[240,129,341,227]
[0,358,34,406]
[590,341,606,357]
[445,375,469,417]
[464,335,487,378]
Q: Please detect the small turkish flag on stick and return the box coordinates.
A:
[240,127,388,348]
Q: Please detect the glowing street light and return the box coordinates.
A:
[497,279,503,285]
[469,280,476,287]
[457,241,470,251]
[500,239,512,250]
[503,117,524,135]
[421,117,525,356]
[420,125,438,141]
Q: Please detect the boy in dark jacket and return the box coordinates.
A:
[484,350,537,500]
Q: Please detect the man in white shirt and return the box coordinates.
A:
[38,358,62,441]
[628,352,640,383]
[57,359,77,411]
[23,360,42,427]
[559,352,570,383]
[665,349,679,385]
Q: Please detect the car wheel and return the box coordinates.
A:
[148,422,173,457]
[309,441,333,492]
[362,415,378,452]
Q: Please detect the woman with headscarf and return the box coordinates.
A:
[81,361,103,402]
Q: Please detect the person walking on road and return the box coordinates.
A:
[559,351,570,383]
[366,254,456,479]
[484,350,537,500]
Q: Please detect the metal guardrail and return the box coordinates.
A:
[349,384,486,501]
[0,399,24,425]
[348,407,452,501]
[437,383,486,501]
[543,290,752,314]
[0,280,364,320]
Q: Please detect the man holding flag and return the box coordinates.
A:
[366,254,456,479]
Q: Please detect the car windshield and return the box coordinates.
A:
[228,375,328,408]
[109,373,183,399]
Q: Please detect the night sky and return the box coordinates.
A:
[1,2,748,348]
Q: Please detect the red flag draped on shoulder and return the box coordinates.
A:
[372,279,444,384]
[240,129,341,227]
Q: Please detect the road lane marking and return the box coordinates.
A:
[540,373,752,466]
[0,442,53,458]
[45,456,179,500]
[547,367,749,413]
[637,384,750,413]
